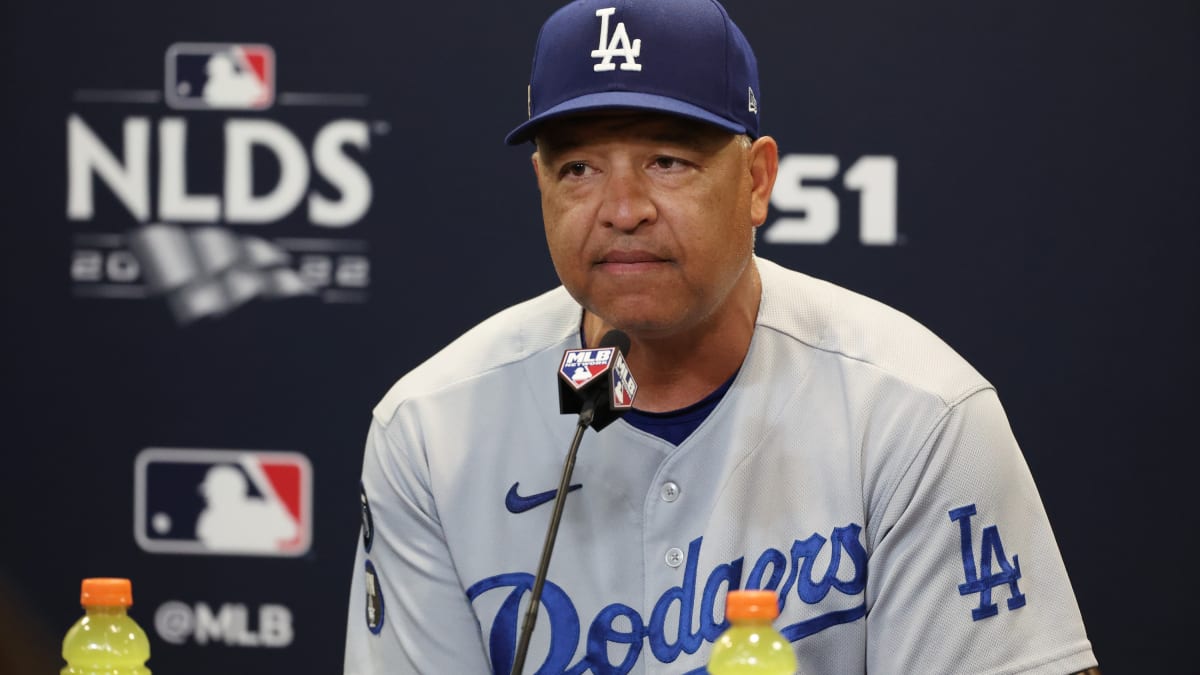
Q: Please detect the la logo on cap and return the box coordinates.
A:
[591,8,642,72]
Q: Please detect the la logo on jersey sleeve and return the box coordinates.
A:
[949,504,1026,621]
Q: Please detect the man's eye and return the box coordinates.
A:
[561,162,589,177]
[653,157,682,170]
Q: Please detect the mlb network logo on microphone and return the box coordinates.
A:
[560,348,616,389]
[134,448,312,557]
[165,43,275,110]
[558,346,637,412]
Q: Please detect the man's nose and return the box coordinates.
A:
[597,168,656,232]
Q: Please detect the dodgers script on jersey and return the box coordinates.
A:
[345,258,1097,674]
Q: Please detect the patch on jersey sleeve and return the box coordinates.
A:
[364,559,386,634]
[949,504,1027,621]
[360,482,375,552]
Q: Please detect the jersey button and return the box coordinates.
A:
[665,547,684,568]
[660,481,680,503]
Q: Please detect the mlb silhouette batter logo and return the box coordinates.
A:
[134,448,312,556]
[165,42,275,110]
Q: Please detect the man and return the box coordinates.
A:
[345,1,1099,673]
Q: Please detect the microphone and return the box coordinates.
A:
[556,329,638,430]
[510,330,637,675]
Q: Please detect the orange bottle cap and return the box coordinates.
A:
[80,578,133,607]
[725,589,780,621]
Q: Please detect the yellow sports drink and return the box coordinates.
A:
[62,578,151,675]
[708,589,798,675]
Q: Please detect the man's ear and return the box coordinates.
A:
[531,150,545,185]
[747,136,779,227]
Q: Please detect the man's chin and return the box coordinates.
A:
[587,308,694,341]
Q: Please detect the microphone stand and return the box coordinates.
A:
[509,400,595,675]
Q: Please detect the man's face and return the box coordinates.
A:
[533,112,775,338]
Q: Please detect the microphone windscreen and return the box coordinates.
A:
[598,329,631,357]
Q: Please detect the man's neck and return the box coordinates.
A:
[583,263,762,413]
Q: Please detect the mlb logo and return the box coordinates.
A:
[164,42,275,110]
[609,351,637,409]
[559,348,614,390]
[134,448,312,557]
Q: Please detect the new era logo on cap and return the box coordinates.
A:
[506,0,760,144]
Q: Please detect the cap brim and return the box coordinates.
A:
[504,91,747,145]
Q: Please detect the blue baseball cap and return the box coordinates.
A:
[505,0,761,145]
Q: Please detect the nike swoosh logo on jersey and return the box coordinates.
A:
[505,482,583,514]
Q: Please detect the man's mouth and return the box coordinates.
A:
[597,250,667,265]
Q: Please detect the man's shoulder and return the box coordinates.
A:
[756,257,989,404]
[372,286,578,423]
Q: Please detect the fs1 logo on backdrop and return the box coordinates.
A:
[764,154,901,246]
[68,42,383,323]
[134,447,313,557]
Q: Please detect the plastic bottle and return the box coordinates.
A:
[708,589,798,675]
[62,578,152,675]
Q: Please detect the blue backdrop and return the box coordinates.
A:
[1,1,1195,673]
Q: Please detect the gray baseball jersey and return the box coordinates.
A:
[345,257,1097,674]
